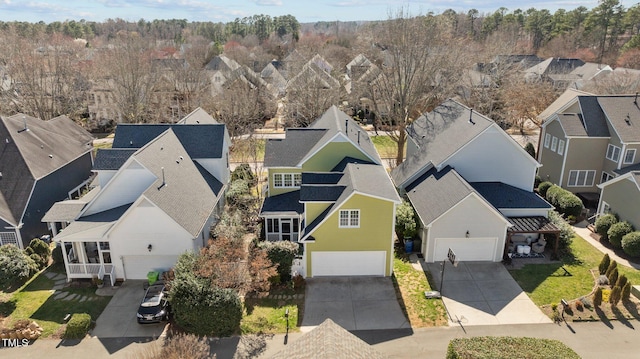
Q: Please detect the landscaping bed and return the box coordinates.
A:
[446,336,580,359]
[393,252,448,327]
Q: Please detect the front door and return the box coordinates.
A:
[281,219,292,241]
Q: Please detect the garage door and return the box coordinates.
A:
[311,251,386,276]
[122,255,178,280]
[434,238,498,262]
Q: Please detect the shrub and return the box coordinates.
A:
[52,245,63,264]
[170,277,242,336]
[446,337,580,359]
[574,300,583,311]
[259,240,298,282]
[595,213,618,240]
[555,192,584,218]
[537,181,553,197]
[548,211,575,255]
[608,221,634,249]
[622,231,640,257]
[608,268,619,289]
[29,253,47,269]
[605,260,618,277]
[615,274,628,289]
[64,313,91,339]
[0,244,37,288]
[545,185,563,205]
[593,287,603,307]
[28,238,51,265]
[598,253,611,275]
[610,286,622,306]
[231,163,257,186]
[292,273,305,290]
[622,282,632,302]
[395,200,418,239]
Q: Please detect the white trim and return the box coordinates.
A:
[272,172,302,188]
[544,133,551,148]
[600,171,614,184]
[567,170,596,187]
[623,148,636,164]
[559,137,570,186]
[606,144,621,163]
[338,209,360,228]
[598,171,640,191]
[557,139,565,155]
[296,132,380,167]
[551,136,558,152]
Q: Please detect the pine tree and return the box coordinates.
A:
[593,287,603,307]
[610,286,622,306]
[599,253,610,275]
[622,282,632,302]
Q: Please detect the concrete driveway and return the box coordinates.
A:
[301,277,410,332]
[426,261,552,326]
[92,280,168,338]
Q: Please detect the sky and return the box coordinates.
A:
[0,0,638,24]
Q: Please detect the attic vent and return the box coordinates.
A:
[625,113,632,126]
[469,109,476,125]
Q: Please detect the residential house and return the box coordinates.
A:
[260,106,400,277]
[0,114,94,249]
[538,94,640,199]
[524,57,586,89]
[43,109,230,283]
[597,171,640,230]
[392,99,556,263]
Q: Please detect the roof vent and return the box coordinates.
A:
[625,113,632,126]
[157,167,167,190]
[469,109,476,125]
[48,154,53,158]
[18,116,29,133]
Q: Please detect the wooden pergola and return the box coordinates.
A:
[505,216,562,260]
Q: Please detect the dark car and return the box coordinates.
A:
[136,284,169,324]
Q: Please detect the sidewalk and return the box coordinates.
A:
[572,220,640,270]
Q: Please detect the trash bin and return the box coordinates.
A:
[147,271,159,285]
[404,239,414,253]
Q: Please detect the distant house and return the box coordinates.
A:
[0,114,94,249]
[43,109,230,283]
[260,106,400,277]
[524,57,611,90]
[392,99,556,262]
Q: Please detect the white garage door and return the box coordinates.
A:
[122,255,178,280]
[311,251,386,276]
[434,238,498,262]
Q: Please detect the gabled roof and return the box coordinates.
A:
[264,106,380,168]
[470,182,552,209]
[393,99,493,187]
[525,57,585,76]
[270,319,387,359]
[260,190,304,216]
[204,55,241,72]
[177,107,219,125]
[55,203,131,240]
[112,123,226,158]
[597,95,640,143]
[577,96,610,137]
[94,149,137,170]
[538,88,593,122]
[405,166,476,226]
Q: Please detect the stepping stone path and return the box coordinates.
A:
[53,291,69,300]
[64,294,78,301]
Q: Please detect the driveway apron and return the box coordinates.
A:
[301,276,410,332]
[92,280,168,338]
[426,261,552,326]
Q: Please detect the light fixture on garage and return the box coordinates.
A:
[465,230,470,238]
[147,244,152,252]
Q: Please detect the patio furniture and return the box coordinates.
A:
[523,245,531,255]
[532,239,547,254]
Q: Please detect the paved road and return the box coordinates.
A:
[3,320,640,359]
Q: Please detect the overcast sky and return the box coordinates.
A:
[0,1,638,24]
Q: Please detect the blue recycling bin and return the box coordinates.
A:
[404,239,414,253]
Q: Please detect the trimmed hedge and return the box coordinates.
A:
[64,313,91,339]
[170,277,242,336]
[544,185,584,218]
[537,181,553,198]
[595,213,618,240]
[259,240,298,282]
[622,231,640,257]
[446,336,580,359]
[608,221,634,249]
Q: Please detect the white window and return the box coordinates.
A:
[339,209,360,228]
[544,133,551,148]
[557,140,565,155]
[624,149,636,164]
[551,136,558,152]
[0,232,18,246]
[567,170,596,187]
[600,172,613,184]
[273,173,302,188]
[606,144,621,162]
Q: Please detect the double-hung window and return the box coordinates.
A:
[557,140,565,155]
[551,136,558,152]
[624,149,636,164]
[544,133,551,148]
[273,173,302,188]
[567,170,596,187]
[606,144,621,162]
[339,210,360,228]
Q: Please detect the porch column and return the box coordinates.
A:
[60,241,71,283]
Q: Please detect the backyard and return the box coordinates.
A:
[509,234,640,322]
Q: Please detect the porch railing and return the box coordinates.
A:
[68,263,102,276]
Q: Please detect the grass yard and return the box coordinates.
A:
[230,138,266,163]
[371,135,398,159]
[510,235,640,307]
[0,266,112,337]
[393,253,448,327]
[241,296,301,334]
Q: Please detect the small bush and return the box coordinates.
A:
[537,181,553,197]
[64,313,91,339]
[605,260,618,277]
[608,221,634,249]
[608,268,619,289]
[0,244,37,288]
[259,241,298,282]
[446,337,580,359]
[598,253,611,275]
[547,211,575,255]
[610,286,622,306]
[292,273,305,290]
[27,238,51,268]
[524,142,536,158]
[556,192,584,218]
[545,185,564,205]
[231,163,257,186]
[574,300,583,311]
[595,213,618,240]
[615,274,628,289]
[622,231,640,257]
[593,287,603,307]
[622,282,632,302]
[52,245,63,264]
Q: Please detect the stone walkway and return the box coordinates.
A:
[572,220,640,270]
[42,272,100,302]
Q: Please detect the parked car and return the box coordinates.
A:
[136,284,169,324]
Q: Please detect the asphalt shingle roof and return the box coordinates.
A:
[578,96,610,137]
[597,96,640,143]
[470,182,552,209]
[94,149,137,170]
[260,190,304,215]
[302,172,343,185]
[300,185,345,201]
[263,129,328,167]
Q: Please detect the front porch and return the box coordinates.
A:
[60,240,116,286]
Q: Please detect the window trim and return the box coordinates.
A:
[567,170,596,187]
[551,136,558,152]
[624,149,636,164]
[600,171,614,184]
[273,173,302,188]
[339,209,360,228]
[557,139,565,155]
[544,133,551,148]
[606,144,621,162]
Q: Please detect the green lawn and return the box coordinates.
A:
[509,235,640,306]
[230,138,266,163]
[372,135,400,160]
[393,253,448,327]
[240,296,300,334]
[0,266,112,337]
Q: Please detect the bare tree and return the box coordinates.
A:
[581,70,640,94]
[284,62,341,127]
[502,77,557,132]
[364,10,469,165]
